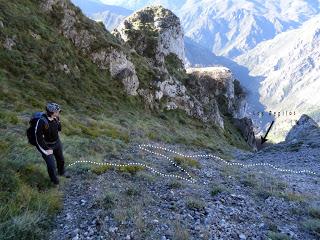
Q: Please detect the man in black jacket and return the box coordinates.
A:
[35,102,69,185]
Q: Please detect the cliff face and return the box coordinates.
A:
[112,5,252,130]
[41,0,140,96]
[186,67,247,119]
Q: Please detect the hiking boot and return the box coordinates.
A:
[52,180,59,187]
[59,172,71,178]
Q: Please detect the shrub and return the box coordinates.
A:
[267,231,290,240]
[118,165,145,176]
[211,185,224,196]
[168,180,182,189]
[96,192,115,210]
[309,206,320,219]
[173,156,201,169]
[240,173,258,188]
[125,187,140,197]
[302,219,320,237]
[91,164,112,175]
[186,198,205,211]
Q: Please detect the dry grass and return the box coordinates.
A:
[173,156,201,169]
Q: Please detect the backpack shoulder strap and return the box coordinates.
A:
[40,113,49,128]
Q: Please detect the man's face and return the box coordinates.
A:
[52,110,60,118]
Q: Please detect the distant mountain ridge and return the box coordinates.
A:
[96,0,320,58]
[71,0,132,30]
[236,14,320,141]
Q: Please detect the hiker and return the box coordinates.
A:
[34,102,70,185]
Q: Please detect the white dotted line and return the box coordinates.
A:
[68,160,196,183]
[67,143,318,184]
[139,144,318,176]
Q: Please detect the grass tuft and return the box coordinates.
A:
[173,156,201,169]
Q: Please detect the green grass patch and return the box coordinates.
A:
[118,165,145,176]
[279,191,306,202]
[302,219,320,237]
[95,192,115,210]
[309,206,320,219]
[91,164,112,175]
[168,180,183,189]
[211,185,224,197]
[186,198,205,211]
[125,187,140,197]
[267,231,290,240]
[240,173,258,188]
[173,156,201,169]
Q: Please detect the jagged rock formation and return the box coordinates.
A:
[185,67,256,147]
[112,6,222,126]
[186,67,247,119]
[113,5,185,66]
[112,5,252,131]
[41,0,140,96]
[285,114,320,143]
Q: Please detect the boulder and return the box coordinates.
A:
[285,114,319,142]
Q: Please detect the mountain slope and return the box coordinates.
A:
[236,14,320,141]
[0,1,252,239]
[50,117,320,239]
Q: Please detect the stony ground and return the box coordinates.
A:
[49,139,320,240]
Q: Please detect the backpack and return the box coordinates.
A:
[26,112,49,146]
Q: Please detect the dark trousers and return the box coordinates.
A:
[36,139,65,184]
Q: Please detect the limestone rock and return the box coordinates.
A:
[285,114,319,142]
[186,67,247,119]
[3,37,16,50]
[232,117,257,151]
[41,0,139,96]
[113,5,185,66]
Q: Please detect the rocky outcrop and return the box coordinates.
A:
[232,117,257,151]
[112,5,228,128]
[285,114,319,143]
[41,0,139,95]
[184,67,255,146]
[3,36,16,50]
[184,67,250,131]
[113,5,185,67]
[186,67,247,119]
[112,6,253,131]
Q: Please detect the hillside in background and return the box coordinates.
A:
[75,0,320,142]
[71,0,132,30]
[93,0,320,58]
[236,14,320,141]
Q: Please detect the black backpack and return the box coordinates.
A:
[26,112,49,146]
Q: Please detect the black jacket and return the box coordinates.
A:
[35,114,61,154]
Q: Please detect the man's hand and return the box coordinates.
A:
[46,149,53,155]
